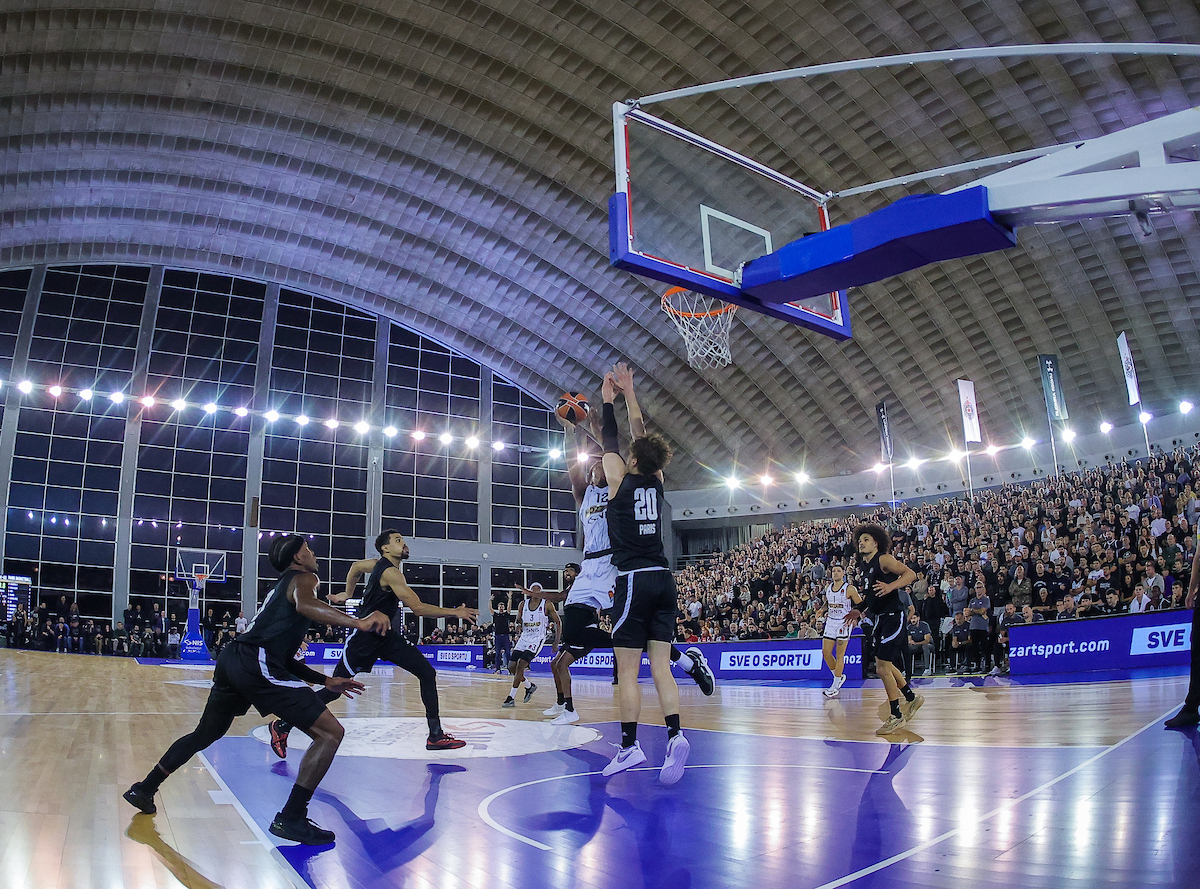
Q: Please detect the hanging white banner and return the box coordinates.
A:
[1116,332,1141,406]
[957,379,982,443]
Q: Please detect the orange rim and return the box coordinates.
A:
[661,286,738,319]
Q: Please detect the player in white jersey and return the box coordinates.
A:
[502,584,560,708]
[820,562,862,697]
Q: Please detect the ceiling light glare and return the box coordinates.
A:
[203,402,218,414]
[794,471,809,484]
[906,458,923,470]
[1179,401,1193,415]
[295,414,309,426]
[576,451,589,463]
[725,476,740,489]
[439,432,453,445]
[1061,428,1076,442]
[465,435,479,448]
[947,450,964,462]
[759,474,772,486]
[1020,437,1035,450]
[353,421,370,434]
[985,444,1000,456]
[872,462,886,473]
[1099,421,1113,434]
[1138,411,1152,425]
[492,440,506,451]
[234,406,249,418]
[48,385,62,397]
[79,389,93,400]
[140,396,155,408]
[171,398,187,411]
[411,430,426,441]
[264,410,280,422]
[325,418,339,429]
[109,391,125,404]
[549,448,561,459]
[383,426,397,437]
[18,380,32,394]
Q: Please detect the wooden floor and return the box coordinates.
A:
[0,648,1189,888]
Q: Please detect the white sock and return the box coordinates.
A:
[675,652,694,672]
[523,678,533,689]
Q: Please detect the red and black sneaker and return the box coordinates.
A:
[426,732,467,751]
[269,719,291,759]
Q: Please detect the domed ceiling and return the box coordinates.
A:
[3,0,1199,489]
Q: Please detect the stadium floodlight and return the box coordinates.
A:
[464,435,479,448]
[1020,437,1035,450]
[948,450,964,462]
[48,385,62,397]
[1138,411,1152,425]
[492,440,506,451]
[794,471,809,484]
[549,448,561,459]
[872,462,886,473]
[576,451,590,463]
[760,474,773,486]
[725,476,740,489]
[140,396,155,408]
[985,444,999,456]
[234,406,249,418]
[412,430,426,441]
[79,389,93,400]
[18,380,32,394]
[439,432,453,445]
[1061,428,1076,442]
[1180,401,1193,415]
[353,421,370,434]
[203,402,218,414]
[906,458,923,470]
[1100,421,1113,434]
[324,418,339,429]
[295,414,309,426]
[383,426,397,437]
[264,410,280,422]
[110,391,125,404]
[171,398,186,411]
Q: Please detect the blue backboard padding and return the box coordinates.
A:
[608,193,853,340]
[740,186,1017,304]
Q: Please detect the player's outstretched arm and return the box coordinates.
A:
[339,557,375,602]
[600,372,626,495]
[291,573,390,635]
[613,362,646,440]
[557,411,590,505]
[384,566,479,622]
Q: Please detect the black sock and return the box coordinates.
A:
[140,763,169,793]
[665,713,681,739]
[890,700,903,719]
[280,783,314,820]
[557,692,566,705]
[427,717,442,738]
[621,721,637,748]
[564,697,574,712]
[900,685,915,702]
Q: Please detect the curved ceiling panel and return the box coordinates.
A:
[2,0,1198,490]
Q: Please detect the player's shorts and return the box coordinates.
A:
[340,629,433,677]
[823,617,852,641]
[611,567,676,649]
[512,634,547,664]
[561,604,612,659]
[871,611,906,665]
[569,556,618,612]
[211,640,327,732]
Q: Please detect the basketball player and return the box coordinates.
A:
[820,562,862,697]
[849,524,922,735]
[600,362,691,785]
[123,535,391,845]
[502,583,560,707]
[268,530,478,757]
[1165,533,1200,728]
[541,401,714,726]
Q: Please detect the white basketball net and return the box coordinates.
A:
[661,287,737,369]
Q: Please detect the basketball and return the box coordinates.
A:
[555,392,589,424]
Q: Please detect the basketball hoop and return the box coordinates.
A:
[661,286,737,369]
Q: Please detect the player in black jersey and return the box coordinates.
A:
[122,535,391,845]
[849,524,922,736]
[598,362,691,786]
[268,529,478,756]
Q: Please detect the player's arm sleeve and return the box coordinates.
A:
[601,402,619,454]
[284,658,328,685]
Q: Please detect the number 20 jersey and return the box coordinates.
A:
[607,473,668,572]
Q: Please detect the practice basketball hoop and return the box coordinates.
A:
[661,286,737,369]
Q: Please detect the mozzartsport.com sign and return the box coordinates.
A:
[1008,608,1193,675]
